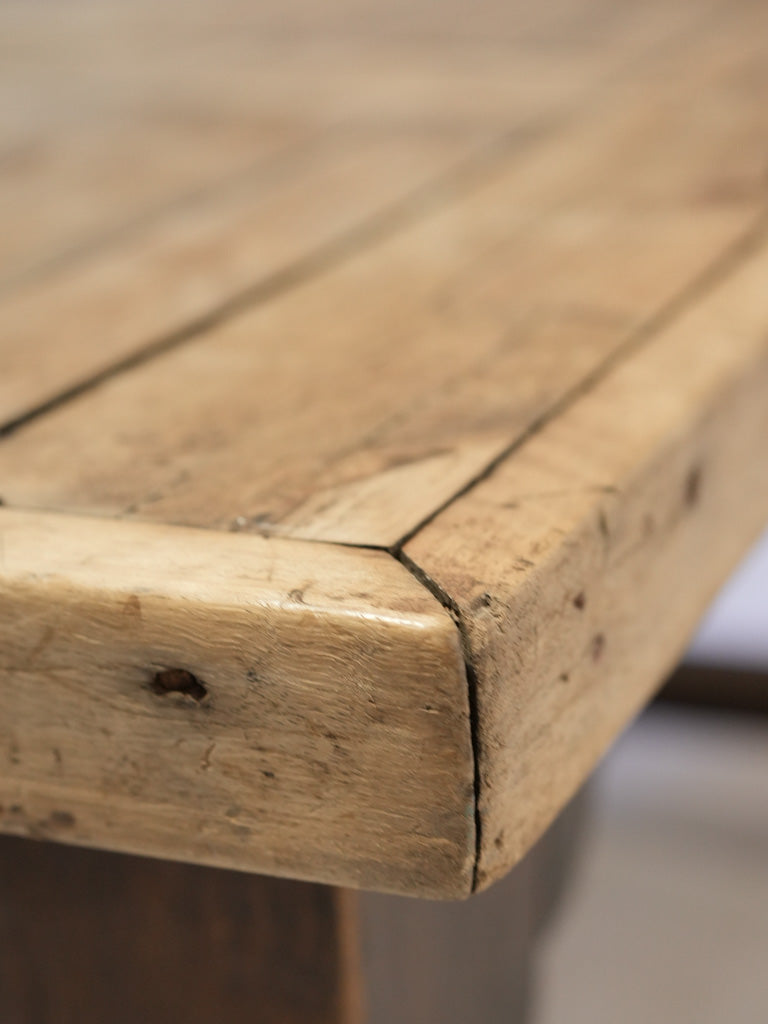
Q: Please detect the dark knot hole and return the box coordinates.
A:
[151,668,208,702]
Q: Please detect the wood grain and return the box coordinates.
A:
[405,235,768,889]
[2,14,766,540]
[0,0,727,425]
[0,0,767,898]
[0,510,473,896]
[0,0,670,281]
[0,129,487,427]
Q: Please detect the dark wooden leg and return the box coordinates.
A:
[659,663,768,715]
[0,792,587,1024]
[0,838,361,1024]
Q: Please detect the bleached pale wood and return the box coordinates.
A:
[0,0,670,284]
[1,0,768,899]
[0,118,307,291]
[2,16,766,536]
[0,0,720,410]
[405,236,768,889]
[0,130,485,425]
[0,510,473,897]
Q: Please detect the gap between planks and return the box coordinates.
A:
[390,203,768,554]
[0,0,728,439]
[0,122,549,439]
[5,206,768,896]
[3,0,767,897]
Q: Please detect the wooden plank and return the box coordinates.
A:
[0,0,729,417]
[0,0,712,420]
[1,0,767,900]
[1,19,765,538]
[0,128,488,426]
[404,236,768,890]
[0,509,473,897]
[0,0,676,284]
[0,118,309,291]
[0,0,693,68]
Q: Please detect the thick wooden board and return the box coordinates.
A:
[405,237,768,889]
[0,510,473,896]
[1,0,767,897]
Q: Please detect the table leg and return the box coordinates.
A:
[0,792,587,1023]
[0,837,360,1024]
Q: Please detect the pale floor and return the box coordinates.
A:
[532,706,768,1024]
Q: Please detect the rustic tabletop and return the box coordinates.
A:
[1,0,767,899]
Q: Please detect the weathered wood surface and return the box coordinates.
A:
[0,510,472,896]
[405,239,768,888]
[0,0,767,896]
[0,0,730,427]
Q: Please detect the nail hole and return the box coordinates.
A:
[684,464,703,507]
[151,668,208,702]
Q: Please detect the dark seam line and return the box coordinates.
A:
[2,188,763,891]
[391,204,768,553]
[12,203,757,888]
[0,3,717,441]
[385,204,768,893]
[1,119,488,297]
[0,117,556,441]
[0,5,742,898]
[395,548,484,894]
[0,0,730,297]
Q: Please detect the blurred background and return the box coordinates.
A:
[533,528,768,1024]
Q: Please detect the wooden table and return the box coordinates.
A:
[1,0,767,1019]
